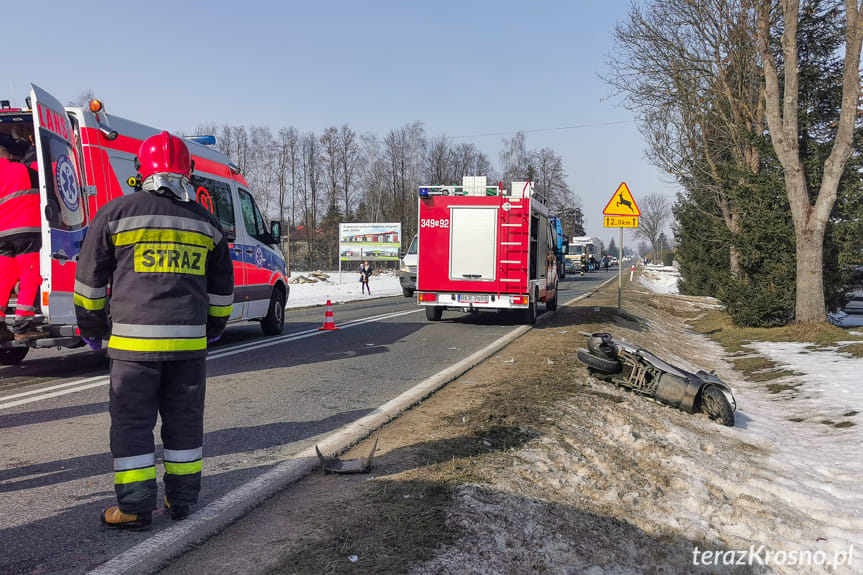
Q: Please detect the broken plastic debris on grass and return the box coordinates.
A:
[348,555,358,563]
[503,358,515,363]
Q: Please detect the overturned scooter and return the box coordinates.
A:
[576,332,736,426]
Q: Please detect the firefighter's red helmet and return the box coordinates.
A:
[136,131,192,180]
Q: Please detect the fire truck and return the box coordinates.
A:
[0,85,288,365]
[415,176,559,324]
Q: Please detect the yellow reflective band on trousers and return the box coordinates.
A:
[108,336,207,352]
[112,228,215,250]
[164,460,203,476]
[115,466,157,485]
[73,293,106,310]
[134,243,208,275]
[208,304,233,317]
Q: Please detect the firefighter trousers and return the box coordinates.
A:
[109,358,206,514]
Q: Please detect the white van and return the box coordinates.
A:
[399,233,418,297]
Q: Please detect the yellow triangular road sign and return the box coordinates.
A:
[603,182,640,216]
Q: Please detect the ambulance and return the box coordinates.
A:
[0,85,288,365]
[415,176,559,324]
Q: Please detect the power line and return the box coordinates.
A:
[447,120,635,140]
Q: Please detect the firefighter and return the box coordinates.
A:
[0,145,43,342]
[75,132,234,530]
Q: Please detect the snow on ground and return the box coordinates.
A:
[640,264,862,573]
[291,265,863,571]
[285,270,404,309]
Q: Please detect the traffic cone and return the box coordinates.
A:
[318,300,339,330]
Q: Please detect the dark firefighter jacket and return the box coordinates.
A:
[74,190,234,361]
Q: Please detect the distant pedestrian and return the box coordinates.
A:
[359,261,372,294]
[603,257,609,272]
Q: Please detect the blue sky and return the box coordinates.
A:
[6,0,677,244]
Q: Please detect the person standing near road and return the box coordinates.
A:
[359,260,372,294]
[74,132,234,530]
[0,145,44,342]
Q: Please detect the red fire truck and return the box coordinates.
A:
[415,176,559,324]
[0,85,288,365]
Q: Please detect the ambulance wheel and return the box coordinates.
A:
[426,306,443,321]
[261,289,285,335]
[0,347,29,365]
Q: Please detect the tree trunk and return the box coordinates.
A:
[794,214,826,323]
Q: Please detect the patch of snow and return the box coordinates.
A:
[638,264,680,295]
[636,266,863,573]
[285,270,404,309]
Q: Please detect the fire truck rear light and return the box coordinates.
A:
[42,293,50,306]
[512,296,527,305]
[418,293,437,302]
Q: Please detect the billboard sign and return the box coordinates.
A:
[339,223,401,262]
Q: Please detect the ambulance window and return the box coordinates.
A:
[238,189,268,243]
[191,175,236,237]
[39,130,86,232]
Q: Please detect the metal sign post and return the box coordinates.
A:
[602,182,640,314]
[618,227,624,313]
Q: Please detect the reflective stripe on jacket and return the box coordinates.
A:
[74,190,234,361]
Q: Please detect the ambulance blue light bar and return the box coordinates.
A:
[185,135,217,146]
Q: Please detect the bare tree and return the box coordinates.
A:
[297,131,323,265]
[425,135,452,184]
[320,126,341,220]
[499,132,529,182]
[337,125,361,221]
[607,0,766,277]
[756,0,863,323]
[530,147,572,214]
[383,121,426,239]
[67,89,96,107]
[633,193,673,259]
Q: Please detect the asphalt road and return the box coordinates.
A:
[0,271,611,575]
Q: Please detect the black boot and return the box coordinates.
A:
[164,496,191,520]
[13,319,42,342]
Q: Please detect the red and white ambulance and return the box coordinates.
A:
[415,176,559,324]
[0,85,288,365]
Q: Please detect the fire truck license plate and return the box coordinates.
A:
[458,295,489,303]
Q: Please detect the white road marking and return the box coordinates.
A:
[0,309,422,410]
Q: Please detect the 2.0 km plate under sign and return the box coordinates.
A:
[458,294,489,303]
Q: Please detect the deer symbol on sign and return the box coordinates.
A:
[616,192,633,212]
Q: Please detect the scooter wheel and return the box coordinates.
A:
[699,384,735,427]
[576,347,622,374]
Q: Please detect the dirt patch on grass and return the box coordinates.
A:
[160,274,830,575]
